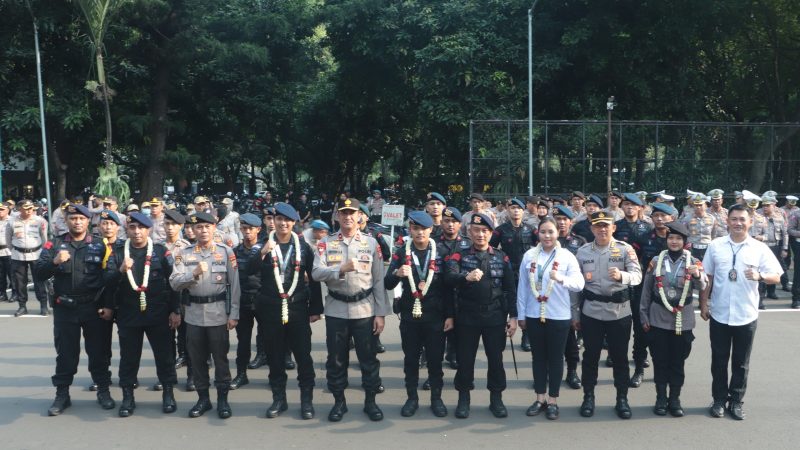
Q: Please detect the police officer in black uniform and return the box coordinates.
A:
[105,212,181,417]
[252,203,322,419]
[613,193,653,388]
[36,204,115,416]
[445,213,517,419]
[385,211,453,417]
[230,213,263,390]
[490,197,535,351]
[359,202,390,354]
[435,206,470,370]
[572,195,604,243]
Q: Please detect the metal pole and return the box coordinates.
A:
[528,0,539,196]
[606,97,615,194]
[28,2,52,225]
[581,121,586,192]
[654,124,660,188]
[469,120,474,195]
[618,123,623,191]
[0,127,3,197]
[544,121,549,193]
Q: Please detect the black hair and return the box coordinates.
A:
[728,203,753,216]
[538,217,558,231]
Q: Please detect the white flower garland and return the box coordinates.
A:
[405,238,437,319]
[528,242,561,323]
[124,237,153,312]
[270,230,302,325]
[654,249,694,335]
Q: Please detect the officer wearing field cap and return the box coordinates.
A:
[782,195,798,218]
[436,206,470,369]
[162,207,193,381]
[760,195,789,298]
[707,189,728,233]
[574,195,604,243]
[605,191,625,221]
[445,212,517,419]
[574,211,642,419]
[312,197,390,422]
[303,220,330,248]
[570,191,587,218]
[8,199,49,316]
[743,190,767,241]
[36,203,115,415]
[425,192,447,240]
[385,210,452,417]
[169,211,241,419]
[461,193,485,231]
[682,192,724,260]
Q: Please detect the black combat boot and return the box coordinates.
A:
[629,363,645,388]
[565,369,582,389]
[185,374,196,392]
[668,385,684,417]
[14,305,27,317]
[217,386,232,419]
[454,391,470,419]
[520,329,531,352]
[615,390,632,419]
[39,301,49,316]
[96,386,116,410]
[300,387,314,420]
[118,387,136,417]
[189,389,212,418]
[162,385,177,413]
[363,391,383,421]
[400,388,419,417]
[247,352,267,370]
[328,392,347,422]
[47,385,71,416]
[489,391,508,418]
[430,387,447,417]
[653,383,668,416]
[580,390,595,417]
[229,369,249,390]
[266,385,288,418]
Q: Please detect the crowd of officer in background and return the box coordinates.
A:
[0,185,796,423]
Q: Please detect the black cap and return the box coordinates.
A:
[666,222,690,240]
[275,202,301,221]
[571,191,585,200]
[188,211,217,225]
[443,207,462,221]
[469,193,485,201]
[240,213,261,227]
[65,203,91,218]
[98,209,121,226]
[338,198,360,211]
[469,213,494,230]
[128,212,153,228]
[163,208,186,224]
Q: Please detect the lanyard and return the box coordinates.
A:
[274,243,294,275]
[728,242,744,268]
[411,245,431,280]
[537,249,557,285]
[667,257,684,288]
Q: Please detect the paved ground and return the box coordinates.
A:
[0,286,797,449]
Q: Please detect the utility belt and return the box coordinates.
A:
[458,298,502,313]
[188,293,226,304]
[329,288,373,303]
[13,245,41,254]
[583,289,628,304]
[53,294,95,309]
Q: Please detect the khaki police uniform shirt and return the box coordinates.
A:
[749,211,768,240]
[0,218,10,257]
[311,230,389,319]
[681,213,724,248]
[217,213,241,247]
[50,209,69,237]
[7,215,48,261]
[164,238,190,253]
[149,214,167,243]
[708,207,728,233]
[169,242,241,326]
[763,212,789,250]
[573,239,643,321]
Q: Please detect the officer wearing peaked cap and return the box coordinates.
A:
[759,195,789,298]
[574,195,604,243]
[0,202,13,303]
[707,189,728,233]
[9,198,49,316]
[681,193,724,260]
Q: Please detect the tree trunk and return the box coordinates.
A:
[48,135,67,201]
[139,52,170,201]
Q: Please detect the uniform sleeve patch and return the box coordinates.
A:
[43,241,53,250]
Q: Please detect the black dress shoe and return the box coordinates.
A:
[580,393,595,417]
[422,379,431,391]
[489,392,507,418]
[642,359,650,368]
[186,376,196,392]
[248,353,267,370]
[445,352,458,370]
[376,384,385,394]
[376,343,386,354]
[727,401,745,420]
[525,400,547,417]
[615,397,632,419]
[629,371,644,388]
[14,306,27,317]
[328,396,348,422]
[230,373,249,390]
[709,400,725,418]
[545,403,559,420]
[285,353,296,370]
[520,331,531,352]
[89,383,99,392]
[153,382,163,391]
[565,370,581,389]
[174,355,187,369]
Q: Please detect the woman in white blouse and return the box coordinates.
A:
[517,218,585,420]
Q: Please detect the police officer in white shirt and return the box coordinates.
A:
[700,203,783,420]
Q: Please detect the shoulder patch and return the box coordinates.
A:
[317,242,326,256]
[43,241,53,250]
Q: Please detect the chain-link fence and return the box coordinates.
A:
[469,120,800,201]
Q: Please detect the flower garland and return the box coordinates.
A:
[405,238,437,319]
[528,242,561,323]
[124,238,153,312]
[654,249,695,335]
[270,230,302,324]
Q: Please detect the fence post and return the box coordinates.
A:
[655,124,660,188]
[581,121,586,192]
[725,124,730,186]
[618,122,623,191]
[769,125,775,190]
[469,120,474,195]
[507,121,512,197]
[544,121,549,193]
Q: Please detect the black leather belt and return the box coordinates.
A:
[14,245,41,253]
[0,245,7,250]
[188,293,226,304]
[583,289,628,304]
[329,288,373,303]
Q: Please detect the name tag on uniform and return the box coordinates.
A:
[356,254,372,273]
[327,253,342,263]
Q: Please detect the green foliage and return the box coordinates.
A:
[93,163,130,204]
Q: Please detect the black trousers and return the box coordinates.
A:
[263,318,315,389]
[647,327,694,387]
[766,246,788,295]
[325,316,381,394]
[12,259,47,305]
[454,323,507,393]
[581,313,632,392]
[235,306,256,371]
[690,247,707,261]
[118,323,178,388]
[0,255,11,299]
[52,311,113,388]
[187,323,231,391]
[400,319,445,390]
[710,318,757,403]
[529,318,571,397]
[630,286,648,367]
[564,328,580,371]
[792,240,800,301]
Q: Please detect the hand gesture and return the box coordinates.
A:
[193,261,207,278]
[396,265,412,278]
[119,257,134,273]
[608,267,622,281]
[54,250,71,265]
[339,258,357,274]
[466,268,483,282]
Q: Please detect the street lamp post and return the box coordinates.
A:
[606,96,616,195]
[528,0,540,196]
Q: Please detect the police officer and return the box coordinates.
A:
[385,211,452,418]
[490,197,535,351]
[230,213,263,390]
[636,203,676,273]
[681,192,724,260]
[0,202,13,303]
[789,207,800,308]
[35,204,115,416]
[254,203,323,419]
[573,211,642,419]
[572,195,604,243]
[105,212,181,417]
[249,207,276,370]
[169,211,241,419]
[435,206,471,370]
[8,199,49,316]
[553,205,585,389]
[358,202,390,354]
[445,213,517,419]
[425,192,447,240]
[570,191,587,219]
[148,197,167,243]
[707,189,729,234]
[312,198,390,422]
[760,195,789,299]
[605,191,625,221]
[613,193,652,387]
[162,208,193,386]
